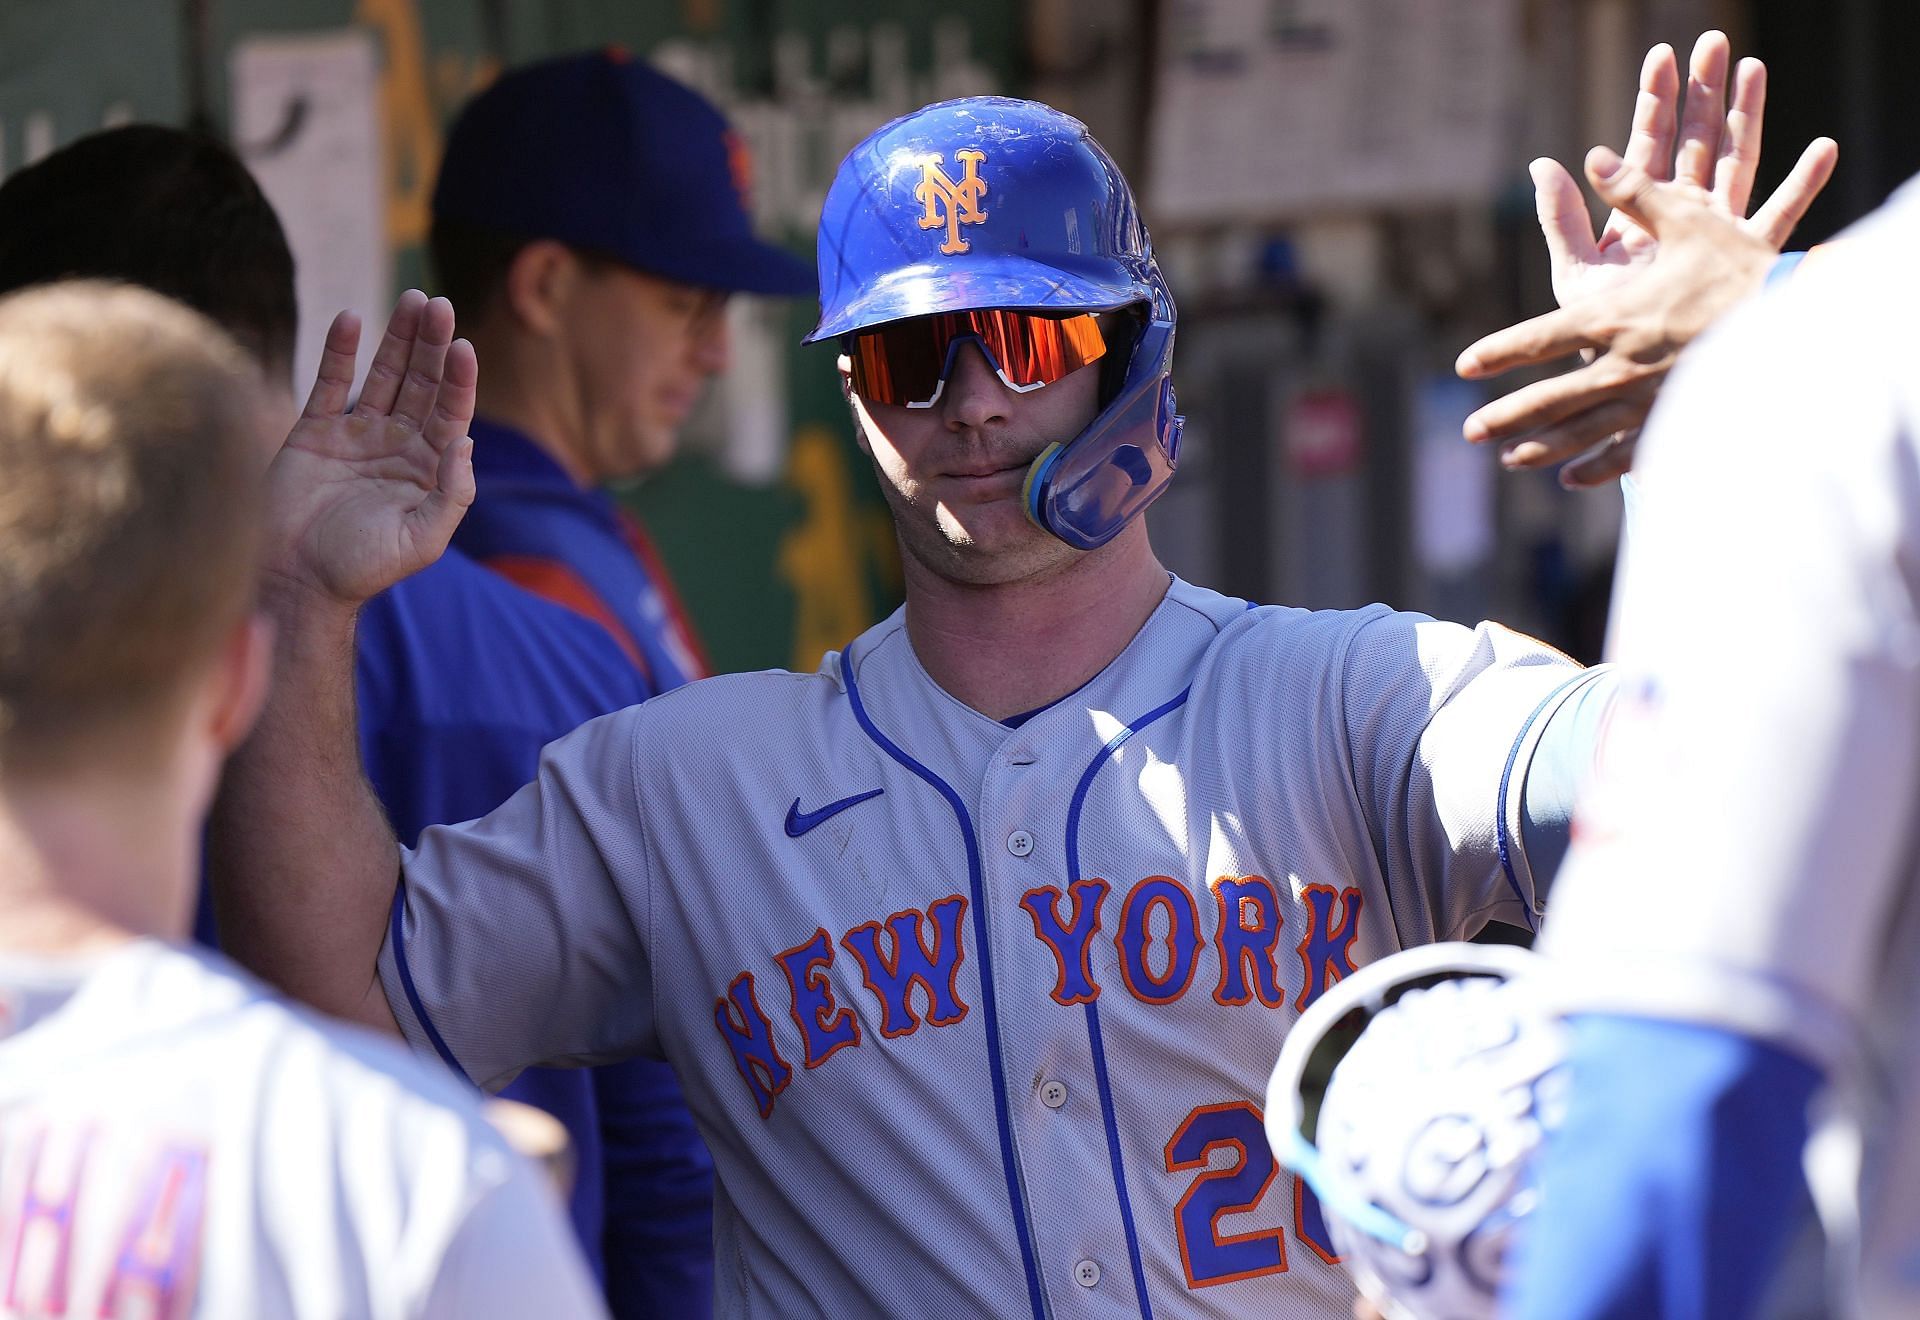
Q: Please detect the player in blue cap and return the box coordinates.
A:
[430,49,814,689]
[214,50,1832,1318]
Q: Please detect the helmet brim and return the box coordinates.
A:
[804,254,1145,344]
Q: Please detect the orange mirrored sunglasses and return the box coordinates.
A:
[846,310,1108,408]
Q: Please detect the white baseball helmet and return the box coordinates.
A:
[1263,942,1567,1320]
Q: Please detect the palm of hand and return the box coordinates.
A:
[1557,179,1722,310]
[261,292,477,607]
[265,411,449,603]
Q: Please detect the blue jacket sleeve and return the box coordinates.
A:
[1504,1013,1823,1320]
[594,1057,716,1317]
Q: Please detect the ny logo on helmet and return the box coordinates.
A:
[915,150,989,254]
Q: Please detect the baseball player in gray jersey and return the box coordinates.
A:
[210,41,1828,1317]
[0,282,601,1318]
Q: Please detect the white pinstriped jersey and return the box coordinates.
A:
[1544,180,1920,1315]
[0,939,603,1319]
[381,576,1596,1317]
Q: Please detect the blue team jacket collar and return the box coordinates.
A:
[467,416,631,527]
[468,416,593,494]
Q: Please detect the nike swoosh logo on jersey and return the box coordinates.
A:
[785,788,885,837]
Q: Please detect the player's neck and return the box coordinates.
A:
[901,526,1170,721]
[0,768,203,954]
[469,332,594,487]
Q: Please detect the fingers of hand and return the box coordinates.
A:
[388,296,457,431]
[301,310,362,420]
[1531,157,1600,274]
[439,433,477,510]
[355,289,431,417]
[1673,30,1732,189]
[1714,57,1768,215]
[1623,43,1681,179]
[1587,146,1681,235]
[1465,359,1651,445]
[1456,307,1598,383]
[424,338,479,453]
[413,434,477,554]
[1498,399,1650,469]
[1748,137,1840,248]
[1560,430,1640,488]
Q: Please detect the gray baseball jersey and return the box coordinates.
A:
[1544,180,1920,1315]
[381,576,1598,1317]
[0,938,604,1319]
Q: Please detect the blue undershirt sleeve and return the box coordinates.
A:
[1504,1014,1823,1320]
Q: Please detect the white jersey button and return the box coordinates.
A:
[1074,1259,1101,1288]
[1040,1080,1068,1109]
[1006,829,1034,857]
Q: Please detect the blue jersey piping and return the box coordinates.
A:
[1065,686,1192,1319]
[388,877,474,1084]
[1495,673,1590,934]
[839,643,1048,1320]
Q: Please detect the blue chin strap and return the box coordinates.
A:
[1020,322,1183,552]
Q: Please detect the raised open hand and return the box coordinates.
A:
[263,291,477,605]
[1459,32,1837,487]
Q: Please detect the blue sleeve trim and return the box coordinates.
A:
[1495,673,1595,932]
[1506,1014,1823,1320]
[1767,249,1809,287]
[388,875,474,1086]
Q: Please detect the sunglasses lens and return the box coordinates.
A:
[972,310,1108,389]
[848,322,943,408]
[848,311,1108,407]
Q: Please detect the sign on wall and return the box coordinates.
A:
[1148,0,1521,222]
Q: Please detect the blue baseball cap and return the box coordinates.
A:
[432,48,814,298]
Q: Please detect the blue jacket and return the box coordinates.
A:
[453,418,708,696]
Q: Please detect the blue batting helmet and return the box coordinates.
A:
[806,96,1183,551]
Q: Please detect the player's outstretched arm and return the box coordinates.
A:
[1459,32,1836,486]
[209,292,476,1034]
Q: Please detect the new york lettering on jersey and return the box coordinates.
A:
[714,876,1363,1116]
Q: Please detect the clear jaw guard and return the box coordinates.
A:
[1022,321,1182,552]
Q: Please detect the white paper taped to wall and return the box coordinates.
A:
[232,29,389,402]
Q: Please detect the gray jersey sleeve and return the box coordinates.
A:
[1337,609,1600,940]
[378,707,657,1092]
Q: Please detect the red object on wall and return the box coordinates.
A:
[1283,389,1364,480]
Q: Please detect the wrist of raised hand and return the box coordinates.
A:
[257,567,363,642]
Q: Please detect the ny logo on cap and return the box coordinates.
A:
[915,150,989,254]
